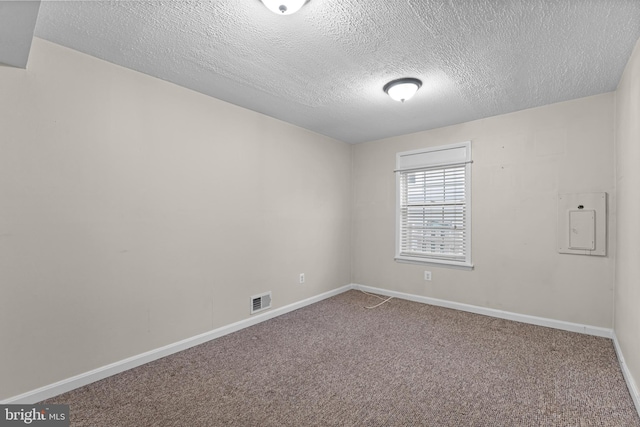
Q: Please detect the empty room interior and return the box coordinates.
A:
[2,0,640,425]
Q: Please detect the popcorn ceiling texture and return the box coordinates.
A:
[34,0,640,143]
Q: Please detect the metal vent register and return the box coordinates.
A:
[250,292,272,314]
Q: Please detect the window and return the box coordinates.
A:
[395,141,472,268]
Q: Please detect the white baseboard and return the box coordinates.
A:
[353,284,613,338]
[1,284,353,404]
[613,332,640,416]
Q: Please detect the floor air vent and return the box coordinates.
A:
[250,291,272,314]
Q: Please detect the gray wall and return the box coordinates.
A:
[0,38,352,400]
[615,37,640,404]
[352,93,615,327]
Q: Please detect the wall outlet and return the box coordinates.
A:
[424,271,432,281]
[299,273,305,284]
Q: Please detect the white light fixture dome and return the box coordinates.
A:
[383,78,422,102]
[261,0,308,15]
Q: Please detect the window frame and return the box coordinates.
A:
[395,141,473,269]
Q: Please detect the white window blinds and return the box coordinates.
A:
[395,142,472,268]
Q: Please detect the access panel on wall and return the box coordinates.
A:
[557,192,607,256]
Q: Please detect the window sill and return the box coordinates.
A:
[394,257,474,271]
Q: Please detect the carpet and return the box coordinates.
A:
[42,290,639,426]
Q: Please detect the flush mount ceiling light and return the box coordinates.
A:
[260,0,308,15]
[383,78,422,102]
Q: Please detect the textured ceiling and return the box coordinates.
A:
[30,0,640,143]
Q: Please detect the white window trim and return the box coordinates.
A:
[395,141,473,269]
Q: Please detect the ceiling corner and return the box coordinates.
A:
[0,0,41,68]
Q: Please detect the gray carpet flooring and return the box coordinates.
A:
[42,290,639,426]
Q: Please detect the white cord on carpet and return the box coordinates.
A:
[360,290,393,309]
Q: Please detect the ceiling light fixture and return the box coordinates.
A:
[383,78,422,102]
[260,0,308,15]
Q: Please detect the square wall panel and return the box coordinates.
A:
[558,193,606,256]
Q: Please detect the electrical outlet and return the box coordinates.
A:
[424,271,432,281]
[299,273,305,284]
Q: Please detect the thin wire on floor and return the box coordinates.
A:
[360,290,393,309]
